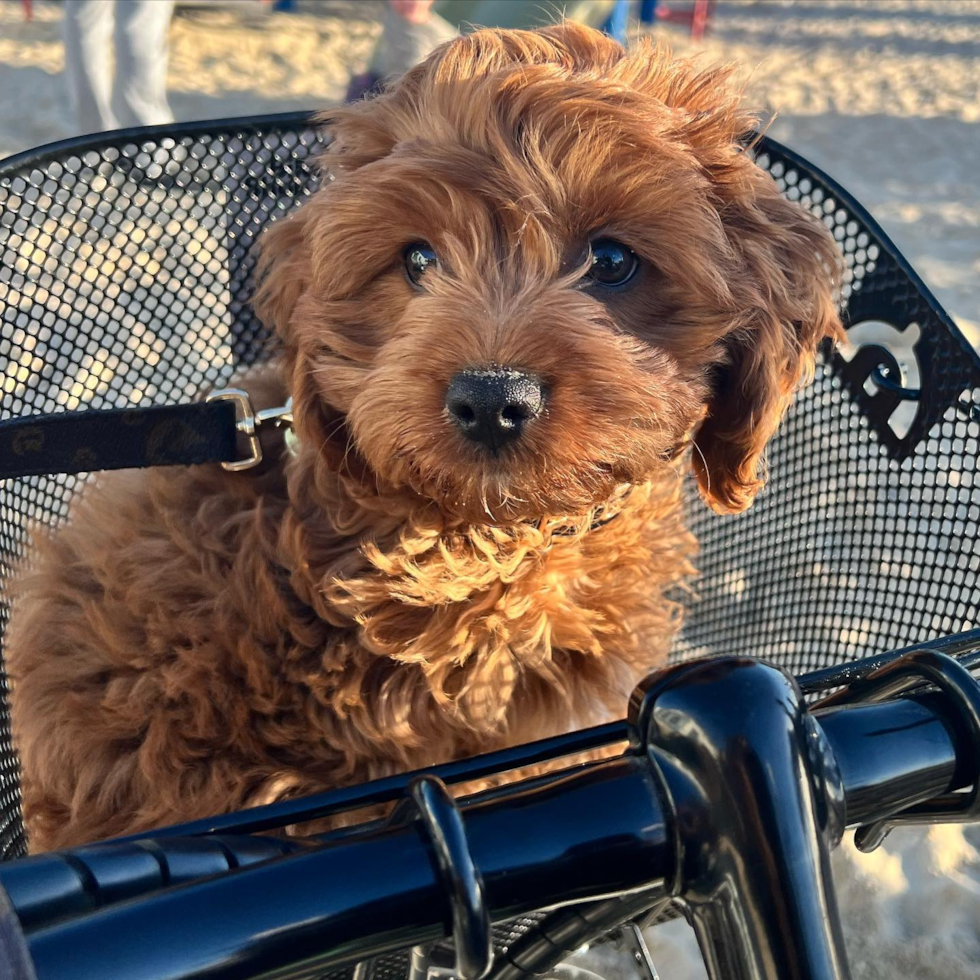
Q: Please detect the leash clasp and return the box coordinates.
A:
[206,388,294,471]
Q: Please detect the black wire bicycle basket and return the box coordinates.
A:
[0,113,978,980]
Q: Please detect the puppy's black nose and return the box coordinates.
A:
[445,369,544,450]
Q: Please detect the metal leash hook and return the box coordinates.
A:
[206,388,294,471]
[841,650,980,852]
[398,775,493,980]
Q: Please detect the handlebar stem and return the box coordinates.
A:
[630,658,851,980]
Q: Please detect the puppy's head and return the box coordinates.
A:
[255,23,842,523]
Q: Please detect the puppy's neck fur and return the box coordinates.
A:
[277,427,695,747]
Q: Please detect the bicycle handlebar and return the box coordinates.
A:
[0,654,975,980]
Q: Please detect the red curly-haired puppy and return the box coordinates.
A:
[7,23,842,852]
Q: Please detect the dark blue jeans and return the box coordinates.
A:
[603,0,630,44]
[640,0,659,23]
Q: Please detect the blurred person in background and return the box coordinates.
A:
[346,0,457,102]
[346,0,619,102]
[63,0,175,136]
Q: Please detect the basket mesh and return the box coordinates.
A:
[2,114,980,871]
[678,148,980,672]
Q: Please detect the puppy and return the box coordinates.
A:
[6,23,842,852]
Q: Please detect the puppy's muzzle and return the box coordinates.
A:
[445,368,544,452]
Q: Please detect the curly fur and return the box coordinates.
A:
[6,23,842,852]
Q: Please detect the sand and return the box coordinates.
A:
[1,0,979,976]
[596,827,980,980]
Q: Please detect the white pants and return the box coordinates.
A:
[63,0,175,135]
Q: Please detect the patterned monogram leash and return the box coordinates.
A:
[0,389,293,479]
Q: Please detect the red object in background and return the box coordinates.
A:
[22,0,32,21]
[657,0,715,41]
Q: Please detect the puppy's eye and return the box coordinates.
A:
[405,242,438,285]
[586,239,638,287]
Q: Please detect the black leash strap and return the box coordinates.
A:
[0,401,238,479]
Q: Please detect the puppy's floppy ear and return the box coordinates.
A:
[692,183,845,514]
[252,206,313,343]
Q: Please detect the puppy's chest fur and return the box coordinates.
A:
[314,476,695,741]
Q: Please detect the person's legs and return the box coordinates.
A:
[639,0,659,23]
[603,0,630,45]
[113,0,175,128]
[62,0,117,134]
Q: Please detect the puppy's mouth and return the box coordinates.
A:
[379,437,676,527]
[339,392,692,526]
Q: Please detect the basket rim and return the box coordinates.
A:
[0,110,320,175]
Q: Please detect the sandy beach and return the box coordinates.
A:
[1,0,979,976]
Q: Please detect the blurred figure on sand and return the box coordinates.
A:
[346,0,457,103]
[63,0,175,136]
[346,0,619,102]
